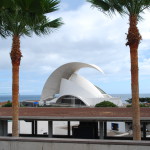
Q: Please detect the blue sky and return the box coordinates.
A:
[0,1,150,95]
[60,0,84,10]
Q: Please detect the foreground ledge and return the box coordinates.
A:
[0,137,150,146]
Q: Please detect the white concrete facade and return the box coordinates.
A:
[0,137,150,150]
[40,62,122,107]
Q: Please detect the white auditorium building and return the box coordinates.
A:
[39,62,122,107]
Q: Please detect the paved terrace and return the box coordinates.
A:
[0,107,150,121]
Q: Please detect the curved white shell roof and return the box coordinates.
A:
[56,73,122,106]
[41,62,104,101]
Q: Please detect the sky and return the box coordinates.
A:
[0,0,150,95]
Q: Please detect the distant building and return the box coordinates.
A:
[21,100,39,107]
[39,62,122,107]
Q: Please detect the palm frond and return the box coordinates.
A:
[87,0,111,13]
[15,0,42,13]
[0,0,13,38]
[87,0,150,19]
[33,17,63,36]
[41,0,60,14]
[0,0,63,38]
[0,25,10,38]
[15,0,60,14]
[87,0,123,16]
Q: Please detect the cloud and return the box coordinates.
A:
[140,58,150,75]
[1,3,150,94]
[24,4,130,73]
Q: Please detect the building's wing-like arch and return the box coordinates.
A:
[40,62,104,101]
[56,95,89,106]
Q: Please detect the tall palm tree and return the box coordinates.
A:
[87,0,150,140]
[3,0,63,137]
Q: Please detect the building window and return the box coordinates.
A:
[111,123,119,131]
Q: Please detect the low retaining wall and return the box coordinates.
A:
[0,137,150,150]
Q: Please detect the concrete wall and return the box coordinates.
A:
[0,137,150,150]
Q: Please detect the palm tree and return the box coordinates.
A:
[3,0,63,137]
[87,0,150,140]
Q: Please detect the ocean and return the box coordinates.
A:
[0,94,150,103]
[111,94,150,103]
[0,95,40,102]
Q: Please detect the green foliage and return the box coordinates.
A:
[2,101,12,107]
[87,0,150,19]
[126,97,150,104]
[126,103,149,108]
[125,99,132,104]
[95,101,117,107]
[87,0,123,15]
[139,104,149,107]
[0,0,12,37]
[0,0,63,37]
[126,104,132,107]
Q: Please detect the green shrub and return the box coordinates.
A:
[126,97,150,104]
[126,104,132,107]
[95,101,117,107]
[2,101,12,107]
[140,104,148,107]
[126,104,148,107]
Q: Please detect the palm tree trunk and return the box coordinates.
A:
[127,15,142,140]
[10,35,22,137]
[130,45,141,140]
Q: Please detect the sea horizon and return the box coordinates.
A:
[0,93,150,103]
